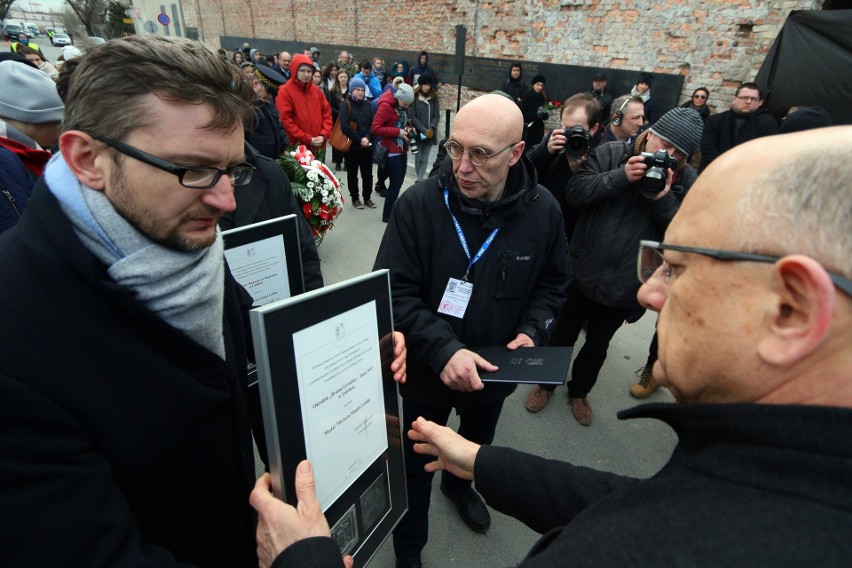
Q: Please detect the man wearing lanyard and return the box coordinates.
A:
[374,93,570,568]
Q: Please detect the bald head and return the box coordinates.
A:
[456,94,524,145]
[673,126,852,279]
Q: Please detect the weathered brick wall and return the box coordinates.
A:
[183,0,823,111]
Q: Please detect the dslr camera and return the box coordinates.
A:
[406,127,420,155]
[561,125,591,160]
[637,150,678,198]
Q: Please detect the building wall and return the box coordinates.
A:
[182,0,824,110]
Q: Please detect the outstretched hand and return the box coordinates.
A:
[409,416,481,480]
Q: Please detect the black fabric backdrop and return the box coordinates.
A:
[755,9,852,125]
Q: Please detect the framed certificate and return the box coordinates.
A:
[222,215,304,305]
[250,270,407,567]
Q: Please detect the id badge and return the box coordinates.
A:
[437,278,473,319]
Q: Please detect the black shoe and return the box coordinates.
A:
[334,163,342,172]
[375,185,387,197]
[440,483,490,533]
[395,559,423,568]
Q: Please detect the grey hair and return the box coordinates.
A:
[735,146,851,278]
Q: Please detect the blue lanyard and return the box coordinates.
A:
[443,188,499,281]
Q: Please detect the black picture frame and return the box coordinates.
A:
[249,270,407,567]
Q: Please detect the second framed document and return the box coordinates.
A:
[250,270,406,567]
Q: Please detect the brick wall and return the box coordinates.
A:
[183,0,823,111]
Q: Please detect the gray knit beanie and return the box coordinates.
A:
[649,107,703,156]
[394,83,414,105]
[0,60,65,124]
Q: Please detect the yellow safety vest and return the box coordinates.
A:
[11,41,41,53]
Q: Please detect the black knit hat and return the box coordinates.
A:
[649,107,704,156]
[637,73,653,86]
[531,74,546,85]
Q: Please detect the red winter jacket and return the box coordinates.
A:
[371,90,407,154]
[275,54,332,146]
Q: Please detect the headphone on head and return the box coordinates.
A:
[611,98,631,126]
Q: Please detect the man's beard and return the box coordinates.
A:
[108,167,221,252]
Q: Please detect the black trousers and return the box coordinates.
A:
[392,395,506,562]
[346,145,373,201]
[542,285,627,398]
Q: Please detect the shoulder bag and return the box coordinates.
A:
[329,101,355,153]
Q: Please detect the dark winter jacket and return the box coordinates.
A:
[527,133,586,239]
[699,108,777,172]
[501,66,529,106]
[0,182,258,567]
[410,90,440,146]
[246,98,288,160]
[407,51,437,84]
[268,401,852,567]
[0,144,35,235]
[373,155,571,408]
[591,87,614,121]
[340,93,374,144]
[680,100,711,124]
[476,402,852,566]
[566,141,696,308]
[520,89,547,148]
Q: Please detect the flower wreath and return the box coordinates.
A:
[279,145,344,245]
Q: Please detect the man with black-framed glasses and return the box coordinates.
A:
[698,81,777,172]
[0,36,319,567]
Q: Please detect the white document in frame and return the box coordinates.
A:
[292,301,388,512]
[223,235,290,305]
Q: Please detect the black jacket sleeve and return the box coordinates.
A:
[475,445,639,535]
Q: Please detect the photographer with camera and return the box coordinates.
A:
[527,93,602,241]
[524,107,703,424]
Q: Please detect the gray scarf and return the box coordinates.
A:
[44,153,226,359]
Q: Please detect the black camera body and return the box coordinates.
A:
[562,125,591,160]
[407,127,420,155]
[638,150,678,198]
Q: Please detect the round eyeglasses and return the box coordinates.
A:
[444,140,519,167]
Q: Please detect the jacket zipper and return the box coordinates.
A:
[2,190,22,218]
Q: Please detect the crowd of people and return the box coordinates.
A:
[1,34,848,568]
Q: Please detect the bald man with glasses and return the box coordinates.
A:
[369,93,570,568]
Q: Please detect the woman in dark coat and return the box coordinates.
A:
[680,87,711,124]
[340,77,376,209]
[520,74,548,150]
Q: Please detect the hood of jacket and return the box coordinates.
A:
[506,64,524,84]
[436,150,541,226]
[288,54,314,87]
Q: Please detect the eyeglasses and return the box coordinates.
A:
[444,140,519,167]
[92,135,255,189]
[693,94,708,99]
[637,240,852,296]
[736,95,759,102]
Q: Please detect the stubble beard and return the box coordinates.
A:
[108,167,221,253]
